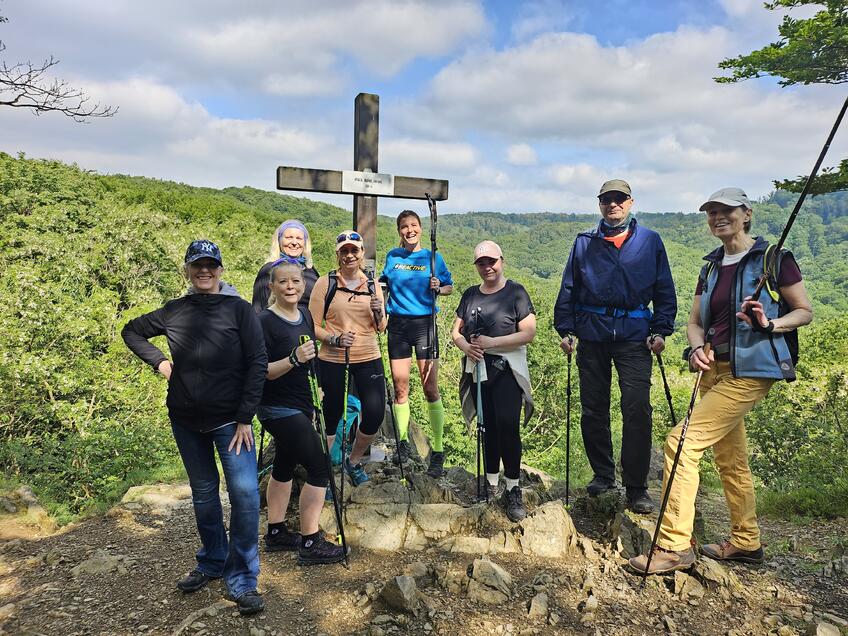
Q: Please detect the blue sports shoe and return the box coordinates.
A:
[343,458,369,486]
[325,487,334,502]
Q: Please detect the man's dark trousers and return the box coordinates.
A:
[577,340,652,490]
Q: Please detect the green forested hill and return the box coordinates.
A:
[1,153,845,521]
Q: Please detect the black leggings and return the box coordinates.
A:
[474,358,523,480]
[320,358,386,436]
[261,412,329,487]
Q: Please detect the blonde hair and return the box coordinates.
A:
[267,261,304,307]
[268,220,313,269]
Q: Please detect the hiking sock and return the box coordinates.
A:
[427,399,445,452]
[504,477,520,491]
[268,521,287,535]
[393,402,410,441]
[486,473,500,487]
[301,531,320,548]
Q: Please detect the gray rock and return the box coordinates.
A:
[579,537,600,561]
[693,558,740,589]
[403,561,431,586]
[582,594,598,613]
[488,530,522,554]
[467,579,509,605]
[0,496,17,514]
[609,511,653,558]
[440,536,491,554]
[0,603,15,621]
[408,503,484,540]
[434,563,469,594]
[350,481,418,505]
[381,576,419,612]
[663,615,677,633]
[517,501,578,558]
[345,504,409,551]
[806,622,841,636]
[71,549,126,577]
[121,483,193,516]
[411,475,456,504]
[527,592,548,619]
[819,613,848,628]
[471,559,514,597]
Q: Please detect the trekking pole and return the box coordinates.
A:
[650,335,679,428]
[369,277,409,489]
[641,343,711,586]
[471,307,489,503]
[752,95,848,301]
[426,193,439,359]
[565,337,574,506]
[301,335,349,567]
[340,345,350,509]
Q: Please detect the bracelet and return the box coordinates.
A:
[328,334,340,347]
[750,319,775,334]
[684,344,704,361]
[288,348,301,367]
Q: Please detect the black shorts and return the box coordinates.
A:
[387,315,437,360]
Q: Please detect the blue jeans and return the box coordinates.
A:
[170,422,260,598]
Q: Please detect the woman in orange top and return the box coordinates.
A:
[308,231,387,486]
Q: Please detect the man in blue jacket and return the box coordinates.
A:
[554,179,676,514]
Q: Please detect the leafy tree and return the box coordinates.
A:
[716,0,848,193]
[0,11,116,121]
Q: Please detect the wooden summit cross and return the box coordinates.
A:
[276,92,448,272]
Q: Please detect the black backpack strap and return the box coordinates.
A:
[323,271,338,322]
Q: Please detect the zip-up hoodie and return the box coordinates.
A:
[698,237,796,381]
[122,293,268,432]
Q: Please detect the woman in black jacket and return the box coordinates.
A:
[122,240,267,616]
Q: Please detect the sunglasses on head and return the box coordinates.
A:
[599,193,631,206]
[337,231,362,243]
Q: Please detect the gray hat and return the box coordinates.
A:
[598,179,632,197]
[699,187,752,211]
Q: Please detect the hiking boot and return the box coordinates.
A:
[700,540,764,564]
[626,489,655,515]
[176,568,218,593]
[586,477,617,497]
[504,486,527,522]
[264,523,301,552]
[235,590,265,615]
[628,545,696,574]
[325,487,334,502]
[343,458,370,486]
[298,533,346,566]
[426,451,446,478]
[393,440,411,465]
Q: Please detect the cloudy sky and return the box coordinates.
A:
[1,0,845,215]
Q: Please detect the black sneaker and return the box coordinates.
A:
[264,523,301,552]
[426,451,446,478]
[504,486,527,522]
[586,476,617,497]
[298,533,346,566]
[393,440,411,465]
[626,489,654,515]
[236,590,265,615]
[176,568,218,593]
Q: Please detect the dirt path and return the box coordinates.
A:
[0,482,845,636]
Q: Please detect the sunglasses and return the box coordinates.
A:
[336,231,362,243]
[599,193,631,206]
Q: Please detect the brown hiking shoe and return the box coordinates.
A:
[629,545,696,574]
[700,540,764,564]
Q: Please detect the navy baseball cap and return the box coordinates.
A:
[184,240,223,266]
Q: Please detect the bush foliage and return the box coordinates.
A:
[1,153,846,520]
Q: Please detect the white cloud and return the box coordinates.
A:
[506,143,538,166]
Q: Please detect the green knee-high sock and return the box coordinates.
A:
[428,399,445,452]
[393,402,410,441]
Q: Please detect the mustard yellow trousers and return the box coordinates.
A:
[658,361,774,552]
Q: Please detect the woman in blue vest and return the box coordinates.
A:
[630,187,812,575]
[381,210,453,477]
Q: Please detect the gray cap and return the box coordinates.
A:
[699,187,752,211]
[598,179,632,197]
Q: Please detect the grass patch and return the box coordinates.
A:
[758,480,848,520]
[42,457,187,526]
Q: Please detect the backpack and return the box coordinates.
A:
[322,270,376,321]
[701,244,798,364]
[329,395,362,465]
